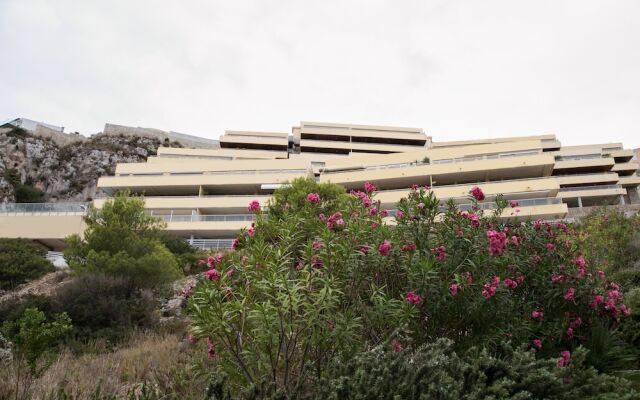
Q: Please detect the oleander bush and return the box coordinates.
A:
[188,178,637,397]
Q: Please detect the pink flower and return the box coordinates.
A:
[406,291,422,305]
[589,295,604,309]
[566,327,574,339]
[312,240,324,250]
[532,339,542,349]
[402,243,417,252]
[391,339,403,353]
[532,255,542,264]
[248,200,261,212]
[247,224,256,237]
[206,269,221,281]
[359,244,370,255]
[369,207,379,216]
[470,186,485,201]
[319,213,326,222]
[504,278,518,289]
[456,230,464,237]
[207,337,216,359]
[232,237,240,250]
[364,181,377,193]
[487,230,507,256]
[558,351,571,367]
[207,256,217,268]
[307,192,320,203]
[378,240,392,256]
[187,334,198,344]
[410,184,419,190]
[482,277,500,300]
[510,236,520,246]
[395,210,405,220]
[226,269,235,278]
[417,202,425,209]
[563,287,576,301]
[510,200,519,208]
[620,304,632,317]
[311,255,323,269]
[597,270,605,279]
[462,271,473,284]
[449,283,460,296]
[546,243,556,253]
[533,220,542,230]
[431,245,446,261]
[531,310,544,321]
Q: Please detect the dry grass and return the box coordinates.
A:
[0,330,206,400]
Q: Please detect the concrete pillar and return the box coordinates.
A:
[577,197,583,208]
[628,186,640,204]
[189,234,194,245]
[620,195,626,205]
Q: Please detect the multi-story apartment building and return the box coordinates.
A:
[2,121,639,251]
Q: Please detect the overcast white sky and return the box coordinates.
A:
[1,1,639,148]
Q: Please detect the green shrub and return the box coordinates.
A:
[64,192,182,289]
[1,307,72,374]
[188,178,637,395]
[0,238,55,290]
[51,274,156,344]
[316,339,636,400]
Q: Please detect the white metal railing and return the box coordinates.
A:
[189,238,235,250]
[321,151,542,175]
[386,197,563,217]
[555,154,609,161]
[155,213,255,223]
[0,202,89,215]
[46,251,69,268]
[122,169,310,177]
[559,184,623,192]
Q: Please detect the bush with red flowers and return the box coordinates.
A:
[188,178,637,395]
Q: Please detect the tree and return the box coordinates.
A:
[0,239,54,290]
[64,191,182,288]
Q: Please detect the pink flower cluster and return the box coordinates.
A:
[307,192,320,203]
[503,278,518,289]
[482,276,500,299]
[532,339,542,349]
[378,240,392,256]
[557,351,571,367]
[487,230,507,256]
[449,283,461,296]
[402,243,417,252]
[248,200,261,212]
[350,190,372,208]
[574,255,587,278]
[406,291,422,305]
[566,317,582,339]
[531,310,544,321]
[470,186,485,201]
[563,287,576,301]
[206,268,220,281]
[321,211,344,229]
[431,245,446,261]
[364,181,377,193]
[597,284,632,317]
[461,211,481,228]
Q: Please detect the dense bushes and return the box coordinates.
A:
[188,178,638,397]
[51,274,156,344]
[0,238,55,290]
[64,192,183,288]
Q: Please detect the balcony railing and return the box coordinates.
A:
[555,154,609,161]
[559,184,623,192]
[155,213,255,223]
[0,202,89,215]
[386,197,563,217]
[321,150,542,174]
[189,238,235,250]
[121,169,310,177]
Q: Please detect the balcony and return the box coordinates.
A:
[558,185,627,208]
[319,153,555,189]
[0,202,88,215]
[151,211,255,237]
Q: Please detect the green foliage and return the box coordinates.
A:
[574,208,640,273]
[189,179,638,396]
[0,238,55,290]
[1,307,72,375]
[51,274,156,344]
[316,339,636,399]
[64,192,182,288]
[3,167,46,202]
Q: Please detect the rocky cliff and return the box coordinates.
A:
[0,127,182,202]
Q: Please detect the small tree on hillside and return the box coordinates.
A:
[64,191,182,288]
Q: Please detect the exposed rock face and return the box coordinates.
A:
[0,127,181,202]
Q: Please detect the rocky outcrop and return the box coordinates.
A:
[0,127,182,202]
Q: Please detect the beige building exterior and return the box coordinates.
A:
[1,121,639,250]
